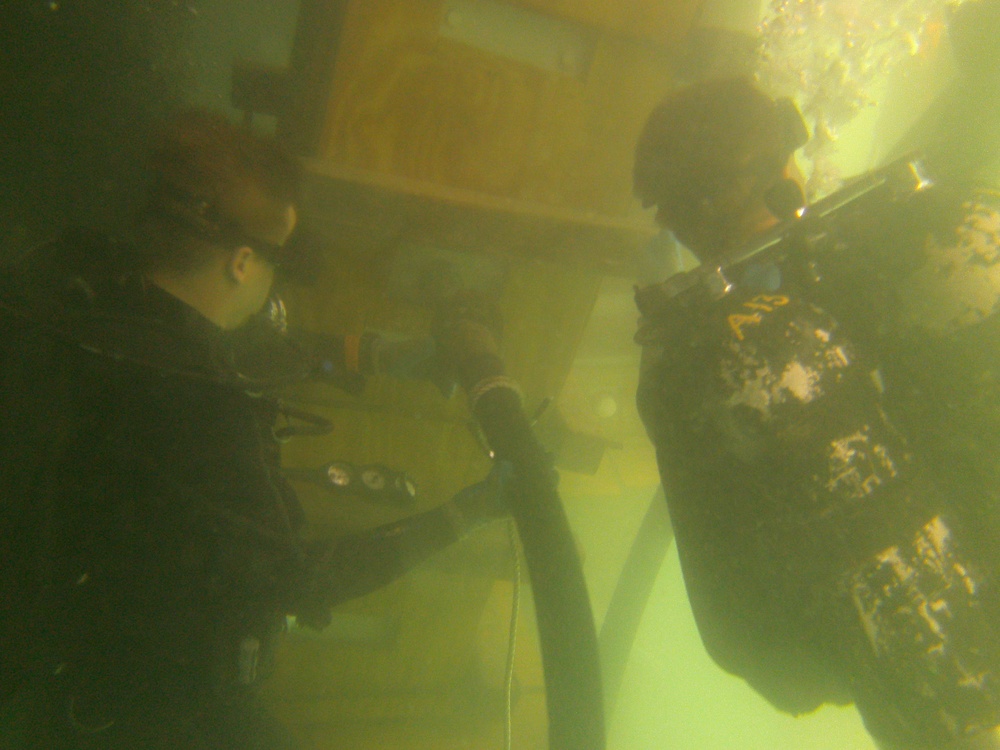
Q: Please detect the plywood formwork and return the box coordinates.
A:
[314,0,682,221]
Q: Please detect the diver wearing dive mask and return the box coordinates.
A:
[0,108,519,750]
[633,76,1000,750]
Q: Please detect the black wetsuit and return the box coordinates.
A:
[636,186,1000,748]
[0,237,474,749]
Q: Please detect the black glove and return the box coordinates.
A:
[446,461,514,537]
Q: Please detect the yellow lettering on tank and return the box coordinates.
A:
[748,294,790,311]
[728,296,790,340]
[728,313,763,341]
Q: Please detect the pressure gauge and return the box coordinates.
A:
[325,462,353,489]
[360,465,389,492]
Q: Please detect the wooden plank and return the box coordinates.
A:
[301,161,657,276]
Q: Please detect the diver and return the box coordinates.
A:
[0,109,531,749]
[632,76,1000,749]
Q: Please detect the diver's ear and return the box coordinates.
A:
[228,245,254,284]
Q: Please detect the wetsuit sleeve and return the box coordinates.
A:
[291,508,461,628]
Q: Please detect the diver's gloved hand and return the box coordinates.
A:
[445,461,514,537]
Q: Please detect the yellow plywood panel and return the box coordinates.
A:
[262,569,505,748]
[319,0,675,217]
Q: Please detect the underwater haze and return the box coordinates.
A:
[3,0,999,748]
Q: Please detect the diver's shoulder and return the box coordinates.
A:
[634,274,823,346]
[956,186,1000,228]
[709,286,830,345]
[888,184,1000,336]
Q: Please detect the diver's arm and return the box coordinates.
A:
[291,480,506,629]
[294,327,544,622]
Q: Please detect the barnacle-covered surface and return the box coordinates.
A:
[720,310,852,421]
[825,427,900,503]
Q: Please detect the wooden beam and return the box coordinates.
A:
[302,161,657,275]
